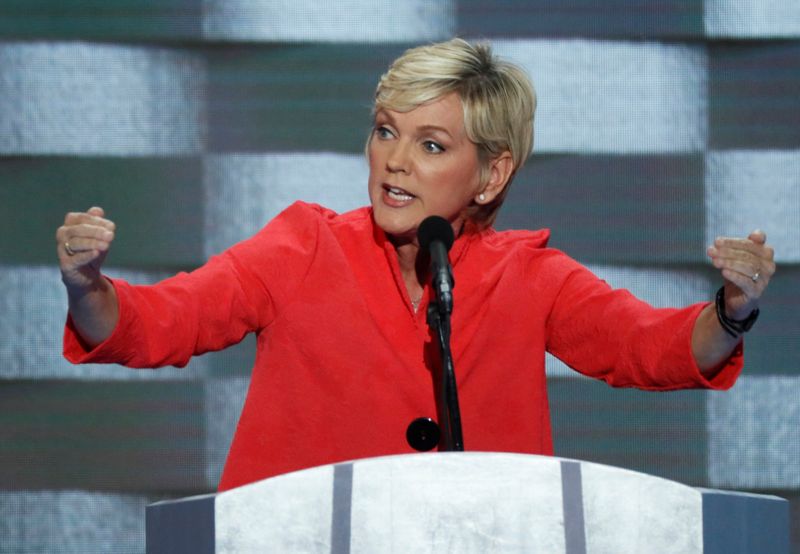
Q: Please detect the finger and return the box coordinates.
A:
[708,243,777,280]
[709,241,774,265]
[62,212,115,232]
[710,254,760,279]
[76,223,114,242]
[711,253,777,288]
[63,211,116,232]
[748,229,767,245]
[57,223,115,244]
[720,268,761,299]
[61,236,113,256]
[712,237,774,269]
[707,245,765,273]
[712,236,767,256]
[87,206,105,218]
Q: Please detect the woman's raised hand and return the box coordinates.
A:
[707,229,776,319]
[56,206,116,292]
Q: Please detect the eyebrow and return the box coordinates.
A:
[418,125,454,139]
[375,110,455,140]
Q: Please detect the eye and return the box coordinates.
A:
[423,140,445,154]
[375,125,394,140]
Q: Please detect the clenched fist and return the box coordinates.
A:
[56,206,116,293]
[56,206,120,347]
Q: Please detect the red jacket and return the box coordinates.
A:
[64,202,742,491]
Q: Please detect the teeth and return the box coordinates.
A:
[387,186,414,201]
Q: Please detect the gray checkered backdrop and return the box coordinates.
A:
[1,1,798,552]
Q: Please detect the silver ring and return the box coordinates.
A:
[64,242,76,256]
[751,271,760,282]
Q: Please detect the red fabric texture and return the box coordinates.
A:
[64,202,742,491]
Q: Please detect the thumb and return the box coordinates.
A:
[749,229,766,245]
[87,206,105,217]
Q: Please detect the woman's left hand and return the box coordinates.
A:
[707,229,776,319]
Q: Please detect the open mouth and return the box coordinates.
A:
[383,184,416,202]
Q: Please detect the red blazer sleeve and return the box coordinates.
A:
[544,257,742,391]
[63,201,324,368]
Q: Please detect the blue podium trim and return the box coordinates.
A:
[700,488,789,554]
[146,493,215,554]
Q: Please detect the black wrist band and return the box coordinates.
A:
[715,286,759,339]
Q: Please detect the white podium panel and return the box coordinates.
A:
[146,452,789,554]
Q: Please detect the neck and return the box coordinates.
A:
[391,239,427,305]
[394,241,419,276]
[384,215,466,305]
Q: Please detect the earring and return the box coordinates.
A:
[478,193,486,202]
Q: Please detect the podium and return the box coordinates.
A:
[146,452,788,553]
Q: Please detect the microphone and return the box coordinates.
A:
[418,216,455,314]
[418,215,463,451]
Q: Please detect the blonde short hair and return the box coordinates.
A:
[372,38,536,228]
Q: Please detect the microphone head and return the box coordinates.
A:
[418,215,455,251]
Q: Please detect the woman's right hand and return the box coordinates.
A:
[56,206,120,348]
[56,206,116,292]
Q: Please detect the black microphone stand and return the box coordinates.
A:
[427,289,464,452]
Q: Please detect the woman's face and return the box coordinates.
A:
[368,92,483,243]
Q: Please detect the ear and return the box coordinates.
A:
[475,151,514,204]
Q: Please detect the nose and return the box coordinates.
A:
[386,140,411,174]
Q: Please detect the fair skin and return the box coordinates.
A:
[368,93,513,305]
[56,206,118,347]
[693,229,776,371]
[57,92,776,377]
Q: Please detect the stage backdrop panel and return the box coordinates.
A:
[1,1,798,552]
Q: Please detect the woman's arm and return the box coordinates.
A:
[59,200,325,367]
[693,230,776,377]
[56,206,119,348]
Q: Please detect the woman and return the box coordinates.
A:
[56,39,775,491]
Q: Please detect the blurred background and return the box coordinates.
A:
[0,1,798,552]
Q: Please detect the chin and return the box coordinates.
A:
[372,206,419,240]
